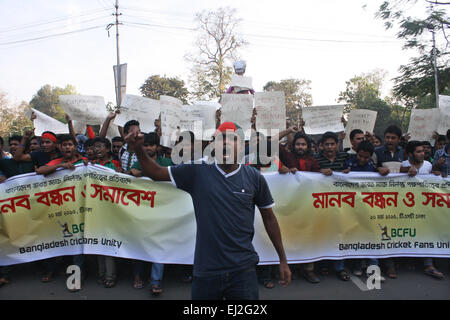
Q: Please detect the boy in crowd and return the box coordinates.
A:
[111,136,125,162]
[433,129,450,178]
[372,125,405,278]
[14,131,62,170]
[129,132,171,295]
[0,136,35,182]
[346,129,365,155]
[374,125,404,176]
[36,135,86,176]
[314,131,350,281]
[120,120,141,173]
[343,140,385,281]
[91,137,121,171]
[89,136,121,288]
[278,132,321,284]
[400,141,444,280]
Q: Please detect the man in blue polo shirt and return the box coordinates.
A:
[125,122,291,300]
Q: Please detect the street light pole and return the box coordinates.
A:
[431,28,440,108]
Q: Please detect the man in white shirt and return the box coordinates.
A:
[400,141,440,176]
[400,140,444,280]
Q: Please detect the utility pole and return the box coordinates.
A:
[114,0,122,107]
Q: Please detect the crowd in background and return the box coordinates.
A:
[0,107,449,294]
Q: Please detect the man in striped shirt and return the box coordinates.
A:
[314,131,350,281]
[119,120,140,173]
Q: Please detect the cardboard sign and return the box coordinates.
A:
[408,109,440,142]
[255,92,286,135]
[114,94,160,133]
[302,105,345,135]
[160,96,182,147]
[344,109,378,149]
[59,95,108,125]
[220,94,254,140]
[180,104,217,141]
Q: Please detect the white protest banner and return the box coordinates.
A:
[160,95,182,147]
[220,93,254,140]
[255,91,286,135]
[114,94,160,133]
[407,109,440,142]
[230,75,253,91]
[343,109,378,149]
[59,95,108,125]
[180,104,217,141]
[302,105,345,135]
[72,121,87,135]
[25,108,68,136]
[438,95,450,134]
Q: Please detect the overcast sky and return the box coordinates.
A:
[0,0,427,107]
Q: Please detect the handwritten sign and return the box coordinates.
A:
[220,94,254,140]
[408,109,440,142]
[343,109,378,149]
[438,95,450,134]
[114,94,160,133]
[255,92,286,135]
[25,108,68,136]
[160,96,182,147]
[302,105,345,135]
[180,104,217,141]
[59,95,108,125]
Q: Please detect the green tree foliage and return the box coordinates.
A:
[140,75,189,104]
[338,70,410,136]
[376,0,450,107]
[186,7,248,100]
[263,79,313,126]
[0,91,33,138]
[29,84,77,123]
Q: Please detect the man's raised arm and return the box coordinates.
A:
[125,131,170,181]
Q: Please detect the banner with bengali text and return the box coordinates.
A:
[0,165,449,266]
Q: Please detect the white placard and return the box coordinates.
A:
[59,95,108,125]
[194,100,221,111]
[114,94,160,133]
[408,108,441,142]
[25,108,68,136]
[220,94,254,140]
[302,105,345,135]
[438,95,450,134]
[230,75,253,91]
[160,96,183,147]
[439,95,450,109]
[255,91,286,134]
[180,104,217,141]
[343,109,378,149]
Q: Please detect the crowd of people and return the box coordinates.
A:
[0,107,449,297]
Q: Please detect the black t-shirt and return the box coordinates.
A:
[30,151,62,168]
[169,162,274,277]
[0,159,35,178]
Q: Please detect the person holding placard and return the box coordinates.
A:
[129,132,172,295]
[400,141,444,280]
[432,129,450,177]
[119,120,141,173]
[278,131,321,284]
[125,122,291,300]
[314,131,351,281]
